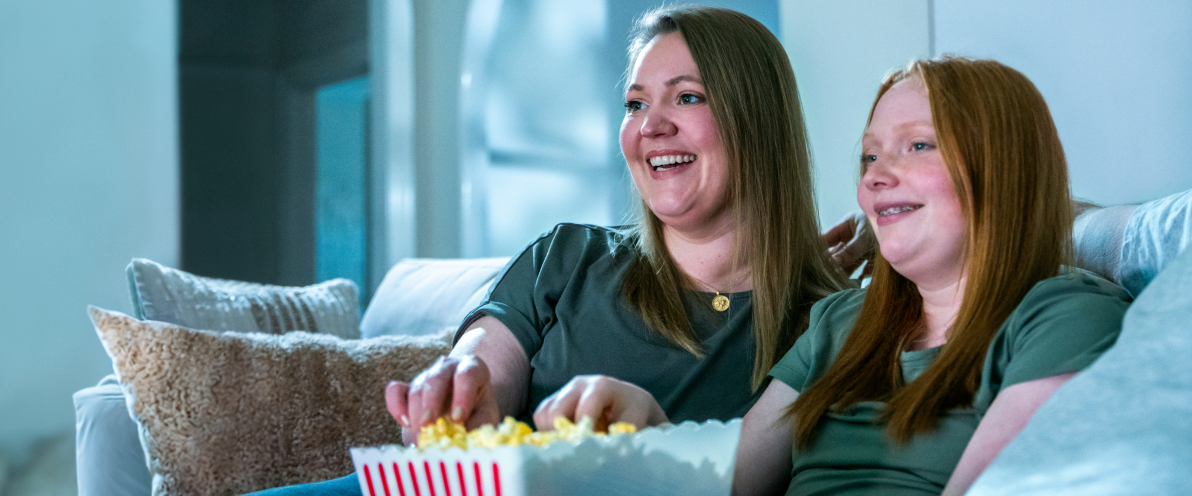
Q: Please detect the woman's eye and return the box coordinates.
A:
[678,93,704,105]
[624,100,644,113]
[911,141,934,151]
[861,154,878,164]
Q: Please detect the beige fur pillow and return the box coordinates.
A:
[89,307,450,496]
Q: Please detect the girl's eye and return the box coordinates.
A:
[911,141,934,151]
[625,100,644,113]
[861,154,878,164]
[678,93,704,105]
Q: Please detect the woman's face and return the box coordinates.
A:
[620,32,730,235]
[858,79,966,287]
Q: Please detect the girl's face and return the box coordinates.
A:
[620,32,731,235]
[858,79,967,287]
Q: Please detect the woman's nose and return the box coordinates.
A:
[639,110,676,138]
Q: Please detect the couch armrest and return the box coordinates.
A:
[74,375,150,496]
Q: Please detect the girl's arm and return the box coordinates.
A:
[733,380,800,496]
[941,372,1077,495]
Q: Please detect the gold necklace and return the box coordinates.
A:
[687,272,737,312]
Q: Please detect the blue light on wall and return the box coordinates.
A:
[316,75,370,300]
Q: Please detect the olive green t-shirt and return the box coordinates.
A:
[458,223,761,423]
[769,271,1131,495]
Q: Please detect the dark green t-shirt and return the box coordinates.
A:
[458,223,761,422]
[769,271,1131,495]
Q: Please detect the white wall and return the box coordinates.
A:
[0,0,178,466]
[934,0,1192,205]
[781,0,931,228]
[783,0,1192,226]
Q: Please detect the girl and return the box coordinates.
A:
[733,57,1131,496]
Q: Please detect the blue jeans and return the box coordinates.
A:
[244,474,361,496]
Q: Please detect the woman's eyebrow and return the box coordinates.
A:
[665,74,702,86]
[626,74,703,93]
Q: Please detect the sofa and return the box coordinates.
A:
[75,257,509,496]
[77,190,1192,496]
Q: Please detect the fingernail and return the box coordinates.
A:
[452,407,464,420]
[401,415,410,426]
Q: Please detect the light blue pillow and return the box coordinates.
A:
[127,258,360,339]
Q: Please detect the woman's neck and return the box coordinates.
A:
[663,221,751,292]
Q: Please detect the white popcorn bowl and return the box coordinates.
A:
[351,418,742,496]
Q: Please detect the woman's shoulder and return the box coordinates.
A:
[519,223,632,256]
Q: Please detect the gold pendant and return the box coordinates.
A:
[712,293,730,312]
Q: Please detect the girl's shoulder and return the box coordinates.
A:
[1020,268,1133,312]
[806,287,868,340]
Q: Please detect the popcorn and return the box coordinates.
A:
[353,419,742,496]
[417,416,637,450]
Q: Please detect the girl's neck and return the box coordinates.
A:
[663,222,751,292]
[911,274,966,350]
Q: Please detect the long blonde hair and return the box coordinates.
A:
[789,57,1073,446]
[620,6,846,389]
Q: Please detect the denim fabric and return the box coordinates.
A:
[244,475,361,496]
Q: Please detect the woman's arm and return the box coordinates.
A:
[941,372,1076,495]
[733,380,799,496]
[385,316,530,445]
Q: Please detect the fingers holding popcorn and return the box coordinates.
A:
[534,375,668,433]
[452,355,502,430]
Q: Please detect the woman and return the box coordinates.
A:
[732,57,1131,496]
[244,6,847,495]
[388,5,846,436]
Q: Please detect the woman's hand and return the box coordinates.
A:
[386,355,502,446]
[532,375,668,432]
[822,211,875,277]
[385,316,530,446]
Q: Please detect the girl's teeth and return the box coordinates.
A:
[878,205,922,216]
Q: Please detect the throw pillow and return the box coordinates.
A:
[126,258,361,339]
[90,307,450,496]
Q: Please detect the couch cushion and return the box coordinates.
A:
[127,258,361,339]
[968,248,1192,495]
[361,257,508,338]
[90,307,450,496]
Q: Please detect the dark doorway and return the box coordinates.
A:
[179,0,369,293]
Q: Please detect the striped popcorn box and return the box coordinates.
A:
[351,419,742,496]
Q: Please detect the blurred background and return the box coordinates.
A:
[0,0,1189,494]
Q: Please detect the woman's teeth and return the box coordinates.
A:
[878,205,922,216]
[649,154,696,171]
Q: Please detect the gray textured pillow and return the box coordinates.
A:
[127,258,360,339]
[90,307,450,496]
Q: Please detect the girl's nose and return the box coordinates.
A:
[861,158,896,191]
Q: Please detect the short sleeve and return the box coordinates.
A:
[769,288,866,393]
[996,273,1131,388]
[453,227,563,357]
[1120,189,1192,297]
